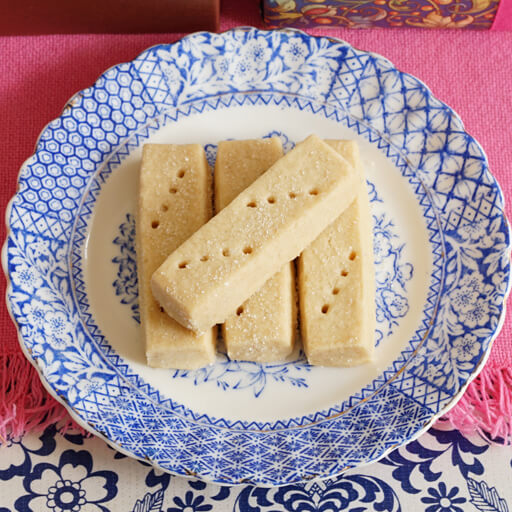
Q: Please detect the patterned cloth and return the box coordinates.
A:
[1,422,511,511]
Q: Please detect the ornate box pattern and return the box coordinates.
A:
[262,0,500,29]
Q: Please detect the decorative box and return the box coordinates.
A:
[262,0,505,29]
[0,0,220,35]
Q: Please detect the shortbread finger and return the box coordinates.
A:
[215,138,295,362]
[298,140,375,367]
[137,144,216,369]
[151,135,359,333]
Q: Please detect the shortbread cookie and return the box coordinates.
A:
[151,135,359,333]
[298,140,375,367]
[137,144,216,369]
[215,138,295,362]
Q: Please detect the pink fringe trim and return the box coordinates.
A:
[1,353,511,445]
[443,364,512,445]
[0,353,85,443]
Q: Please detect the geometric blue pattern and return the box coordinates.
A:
[70,94,443,429]
[4,28,511,486]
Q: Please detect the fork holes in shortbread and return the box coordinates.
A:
[321,304,329,314]
[151,220,159,229]
[289,192,298,199]
[332,287,340,295]
[349,251,357,261]
[267,196,276,204]
[236,306,244,316]
[200,255,209,262]
[243,246,253,255]
[309,188,319,196]
[178,169,186,178]
[222,249,230,257]
[341,270,348,277]
[247,201,257,208]
[161,204,168,212]
[178,261,188,269]
[170,187,178,194]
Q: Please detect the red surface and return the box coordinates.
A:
[1,1,511,392]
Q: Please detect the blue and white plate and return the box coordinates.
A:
[3,28,511,486]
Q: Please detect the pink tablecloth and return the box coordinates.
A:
[1,0,511,441]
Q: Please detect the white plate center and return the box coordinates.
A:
[81,101,437,425]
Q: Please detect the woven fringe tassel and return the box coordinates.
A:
[0,353,83,442]
[2,353,511,445]
[443,364,512,445]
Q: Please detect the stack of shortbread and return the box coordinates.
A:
[137,135,375,369]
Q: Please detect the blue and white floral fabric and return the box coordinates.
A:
[0,423,510,511]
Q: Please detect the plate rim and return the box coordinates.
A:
[3,26,512,487]
[71,94,446,431]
